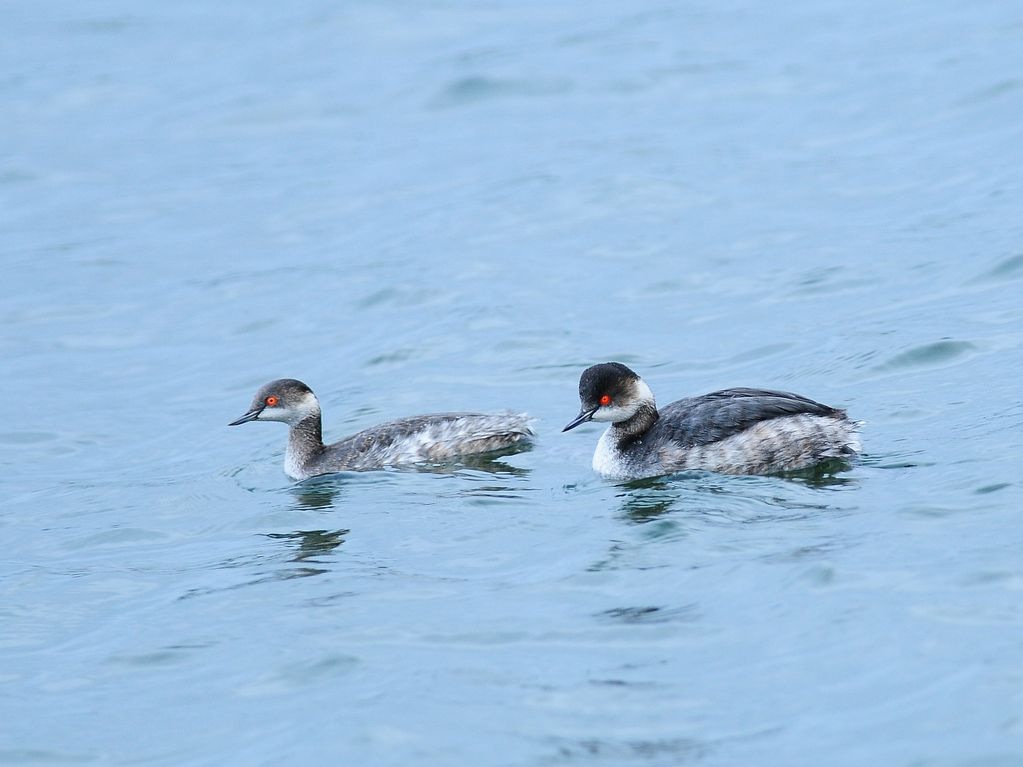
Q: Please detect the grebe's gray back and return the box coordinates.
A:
[230,378,534,480]
[563,362,860,480]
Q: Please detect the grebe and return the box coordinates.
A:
[231,378,534,480]
[563,362,860,479]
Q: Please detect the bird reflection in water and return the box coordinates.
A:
[616,476,683,523]
[617,462,858,524]
[264,529,349,578]
[290,478,345,510]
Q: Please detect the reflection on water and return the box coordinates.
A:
[284,458,533,513]
[265,529,348,568]
[290,479,346,510]
[617,487,680,523]
[250,526,348,582]
[596,604,700,625]
[439,447,533,477]
[545,736,711,765]
[285,450,532,510]
[178,529,349,600]
[615,467,859,524]
[777,458,858,484]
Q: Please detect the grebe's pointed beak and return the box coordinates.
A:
[228,406,264,426]
[562,406,598,432]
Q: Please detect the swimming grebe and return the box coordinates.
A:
[230,378,534,480]
[563,362,860,479]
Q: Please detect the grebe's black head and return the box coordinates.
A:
[563,362,655,431]
[229,378,319,427]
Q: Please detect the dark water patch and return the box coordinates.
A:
[633,518,687,544]
[105,648,194,668]
[974,482,1011,495]
[177,529,349,600]
[289,484,344,510]
[761,541,848,564]
[619,495,680,523]
[588,678,661,689]
[265,529,348,563]
[0,750,96,765]
[611,471,855,527]
[788,265,876,296]
[355,287,448,310]
[429,76,572,109]
[777,459,858,485]
[177,565,330,600]
[724,342,795,364]
[65,16,143,35]
[63,527,168,550]
[913,602,1023,628]
[917,756,1023,767]
[366,348,417,366]
[238,654,360,696]
[0,431,57,445]
[544,736,710,764]
[973,253,1023,283]
[898,503,990,518]
[956,78,1023,107]
[464,489,532,505]
[861,451,931,470]
[615,479,682,522]
[587,540,675,573]
[787,473,860,490]
[0,169,35,185]
[284,470,402,509]
[795,564,837,586]
[873,340,977,372]
[961,570,1023,587]
[596,605,698,625]
[306,591,359,608]
[421,630,530,646]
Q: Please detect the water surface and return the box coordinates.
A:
[3,1,1023,765]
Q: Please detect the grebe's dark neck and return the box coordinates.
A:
[290,414,323,445]
[285,414,325,477]
[611,403,659,448]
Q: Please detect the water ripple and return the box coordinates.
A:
[873,339,978,372]
[429,76,573,109]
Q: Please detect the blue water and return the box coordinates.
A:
[3,1,1023,764]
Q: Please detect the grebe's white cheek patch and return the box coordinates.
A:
[294,391,319,418]
[255,407,288,423]
[633,378,655,408]
[591,404,633,423]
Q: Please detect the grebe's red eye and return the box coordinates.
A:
[599,394,612,406]
[265,395,279,407]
